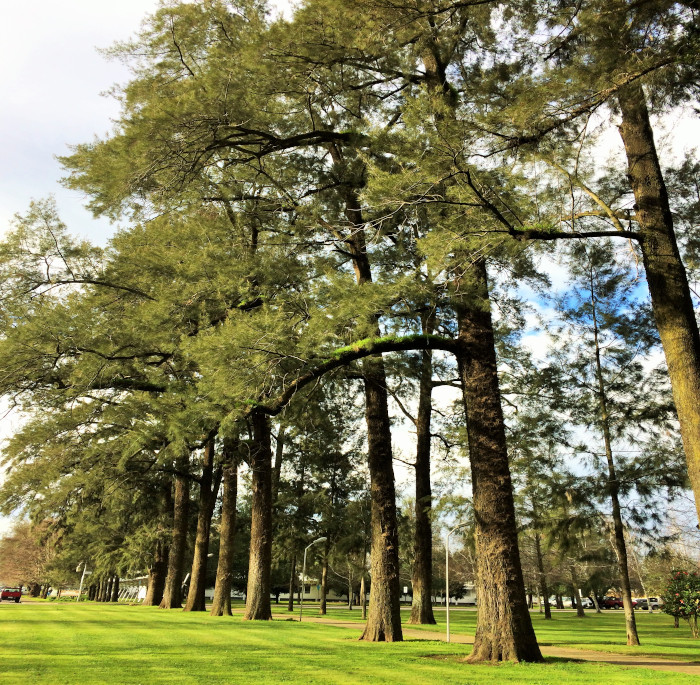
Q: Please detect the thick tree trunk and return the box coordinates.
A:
[330,155,402,642]
[455,258,542,662]
[111,576,120,602]
[144,540,169,606]
[185,438,221,612]
[160,474,190,609]
[211,457,238,617]
[287,554,296,612]
[409,327,437,626]
[359,362,403,641]
[617,83,700,522]
[243,411,273,620]
[534,533,551,620]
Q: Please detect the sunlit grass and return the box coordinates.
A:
[0,603,697,684]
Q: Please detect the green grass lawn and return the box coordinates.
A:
[389,606,700,662]
[0,603,698,684]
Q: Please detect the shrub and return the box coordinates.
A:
[661,570,700,638]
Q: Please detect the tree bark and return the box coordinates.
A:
[409,319,437,626]
[617,82,700,522]
[359,362,402,640]
[111,576,120,602]
[455,258,542,662]
[287,554,297,612]
[243,411,273,620]
[185,438,221,612]
[211,455,238,617]
[144,540,169,606]
[329,150,402,642]
[534,533,551,620]
[160,474,190,609]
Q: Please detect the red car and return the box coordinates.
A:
[0,587,22,603]
[600,596,624,609]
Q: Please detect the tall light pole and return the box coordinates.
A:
[445,523,469,643]
[75,562,88,602]
[299,537,327,622]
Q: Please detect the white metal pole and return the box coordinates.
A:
[446,535,451,642]
[299,537,327,622]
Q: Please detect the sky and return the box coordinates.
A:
[0,1,297,536]
[0,1,162,537]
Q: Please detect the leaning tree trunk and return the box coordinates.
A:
[144,540,169,606]
[534,533,551,620]
[160,474,190,609]
[617,82,700,522]
[409,322,437,626]
[211,455,238,617]
[243,411,273,621]
[185,438,222,612]
[455,257,542,663]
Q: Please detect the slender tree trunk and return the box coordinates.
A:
[570,565,586,618]
[590,286,640,645]
[144,540,169,606]
[160,474,190,609]
[272,425,285,503]
[534,533,551,620]
[111,576,120,602]
[455,258,542,662]
[243,411,273,621]
[185,438,221,612]
[105,577,113,602]
[617,82,700,522]
[409,319,437,626]
[287,554,297,612]
[320,544,329,615]
[211,455,238,617]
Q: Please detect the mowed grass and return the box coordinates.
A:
[0,603,697,684]
[394,606,700,662]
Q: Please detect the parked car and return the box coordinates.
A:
[567,597,595,609]
[0,587,22,603]
[600,596,624,609]
[634,597,662,611]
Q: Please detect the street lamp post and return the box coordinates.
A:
[299,537,327,622]
[445,523,469,643]
[75,562,88,602]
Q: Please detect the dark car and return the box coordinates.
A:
[0,587,22,603]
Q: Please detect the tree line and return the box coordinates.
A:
[1,0,699,664]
